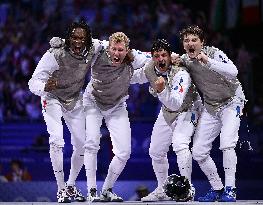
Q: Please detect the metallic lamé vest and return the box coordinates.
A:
[91,49,134,111]
[181,46,242,114]
[144,61,198,125]
[48,46,95,110]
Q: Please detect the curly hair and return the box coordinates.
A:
[64,20,92,51]
[109,32,130,49]
[151,39,171,55]
[179,25,205,44]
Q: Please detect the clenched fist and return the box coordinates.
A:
[155,76,166,93]
[196,51,208,64]
[44,77,58,92]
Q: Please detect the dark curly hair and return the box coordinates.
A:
[151,39,171,55]
[64,20,92,51]
[179,25,205,44]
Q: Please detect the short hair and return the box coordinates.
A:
[179,25,205,43]
[109,32,130,49]
[65,20,92,51]
[151,39,171,55]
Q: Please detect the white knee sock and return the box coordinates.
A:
[176,149,192,183]
[198,156,224,190]
[102,156,127,191]
[67,148,84,185]
[152,158,169,191]
[84,151,97,191]
[50,143,65,190]
[223,148,237,187]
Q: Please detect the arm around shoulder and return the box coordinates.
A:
[130,61,154,84]
[131,49,152,69]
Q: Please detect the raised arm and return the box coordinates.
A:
[195,48,238,79]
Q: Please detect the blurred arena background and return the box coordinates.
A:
[0,0,263,202]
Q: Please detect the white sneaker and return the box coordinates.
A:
[141,188,171,202]
[87,188,101,202]
[57,188,71,203]
[66,184,85,202]
[100,188,123,202]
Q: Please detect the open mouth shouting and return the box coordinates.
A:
[159,61,166,68]
[108,41,128,66]
[187,47,198,59]
[69,27,87,56]
[158,61,168,72]
[189,48,195,54]
[72,45,83,55]
[113,56,121,64]
[183,34,204,59]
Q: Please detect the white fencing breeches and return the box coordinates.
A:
[42,96,85,190]
[149,110,195,188]
[192,99,244,189]
[84,101,131,190]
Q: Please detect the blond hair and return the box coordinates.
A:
[109,32,130,49]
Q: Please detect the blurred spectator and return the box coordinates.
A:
[31,133,49,153]
[5,159,32,182]
[0,0,260,123]
[0,164,8,182]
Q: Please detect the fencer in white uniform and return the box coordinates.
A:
[83,32,151,202]
[178,25,246,202]
[28,21,101,203]
[130,39,201,202]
